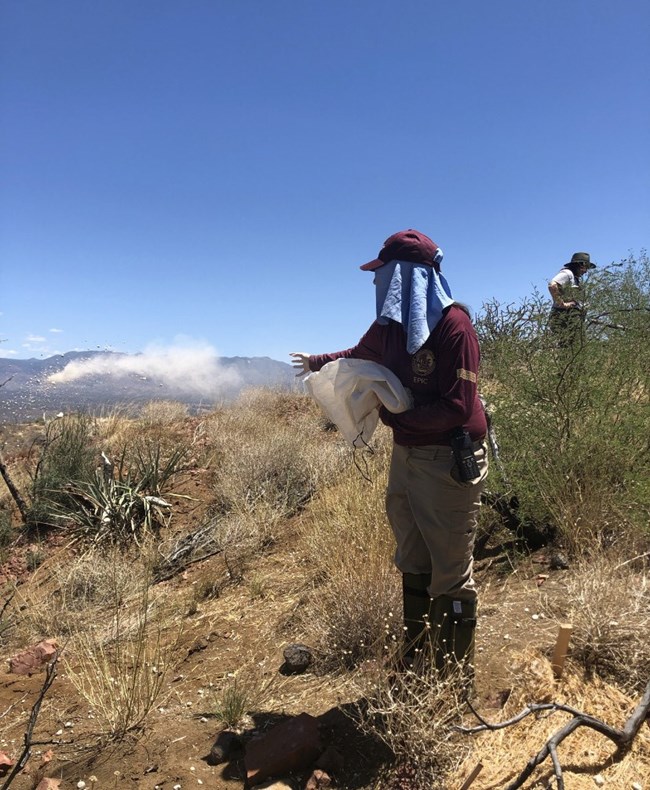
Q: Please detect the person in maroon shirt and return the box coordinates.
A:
[291,229,488,674]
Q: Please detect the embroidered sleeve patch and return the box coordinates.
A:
[457,368,477,383]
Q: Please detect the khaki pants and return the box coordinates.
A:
[386,442,488,602]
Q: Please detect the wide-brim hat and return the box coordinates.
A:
[567,251,597,269]
[360,229,443,271]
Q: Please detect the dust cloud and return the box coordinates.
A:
[47,341,242,397]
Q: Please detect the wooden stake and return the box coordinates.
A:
[551,623,573,678]
[458,761,483,789]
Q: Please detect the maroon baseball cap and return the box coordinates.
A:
[360,229,443,271]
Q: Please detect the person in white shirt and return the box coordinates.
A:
[548,252,597,341]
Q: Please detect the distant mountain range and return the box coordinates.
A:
[0,351,296,422]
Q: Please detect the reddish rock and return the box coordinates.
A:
[305,769,331,789]
[35,780,61,790]
[8,639,58,676]
[0,750,14,776]
[39,749,54,766]
[245,713,322,786]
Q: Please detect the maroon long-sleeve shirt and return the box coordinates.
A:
[309,305,487,446]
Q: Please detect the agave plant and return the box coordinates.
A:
[45,440,192,546]
[51,468,173,546]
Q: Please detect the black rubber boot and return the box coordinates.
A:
[401,573,431,664]
[427,595,477,674]
[448,597,477,672]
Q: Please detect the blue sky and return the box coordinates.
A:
[1,0,648,365]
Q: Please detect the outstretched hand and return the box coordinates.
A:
[290,351,311,378]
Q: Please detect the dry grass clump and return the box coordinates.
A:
[210,668,274,729]
[301,435,402,670]
[62,572,181,741]
[205,389,346,523]
[54,547,142,612]
[96,401,194,466]
[350,655,471,787]
[543,554,650,693]
[139,399,189,427]
[16,546,158,641]
[210,508,280,579]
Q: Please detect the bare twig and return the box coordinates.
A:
[0,590,17,643]
[0,590,15,623]
[458,678,650,789]
[614,551,650,570]
[0,656,58,789]
[0,695,28,721]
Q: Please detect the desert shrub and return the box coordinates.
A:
[28,413,98,524]
[543,555,650,693]
[477,252,650,554]
[0,507,13,548]
[301,434,402,670]
[206,389,345,523]
[212,430,315,516]
[19,546,148,640]
[350,656,470,787]
[55,548,141,611]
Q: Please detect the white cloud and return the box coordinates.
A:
[49,328,64,334]
[47,340,242,397]
[25,335,46,343]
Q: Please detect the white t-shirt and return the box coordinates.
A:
[549,268,581,303]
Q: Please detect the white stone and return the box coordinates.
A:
[594,775,605,786]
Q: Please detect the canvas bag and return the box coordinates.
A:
[304,358,413,447]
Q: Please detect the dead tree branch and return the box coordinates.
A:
[153,520,223,582]
[0,450,30,526]
[0,590,16,643]
[458,678,650,789]
[0,656,58,789]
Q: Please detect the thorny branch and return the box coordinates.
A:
[458,677,650,789]
[0,656,58,790]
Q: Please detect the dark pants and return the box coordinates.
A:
[548,307,584,347]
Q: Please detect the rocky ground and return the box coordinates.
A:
[1,418,648,789]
